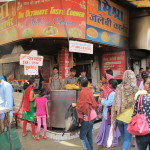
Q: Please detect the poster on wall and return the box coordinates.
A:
[17,0,86,40]
[86,0,129,48]
[59,48,70,79]
[102,51,126,79]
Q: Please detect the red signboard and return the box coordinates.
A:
[17,0,86,40]
[0,1,18,45]
[102,51,126,79]
[0,0,86,45]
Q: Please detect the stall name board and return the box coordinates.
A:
[86,0,129,48]
[102,51,126,79]
[69,40,93,54]
[20,50,43,75]
[0,0,86,45]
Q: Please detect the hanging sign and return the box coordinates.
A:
[20,50,43,75]
[69,40,93,54]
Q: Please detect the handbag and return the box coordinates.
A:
[0,127,21,150]
[127,94,150,135]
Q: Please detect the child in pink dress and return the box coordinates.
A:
[34,89,49,140]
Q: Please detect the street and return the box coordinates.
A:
[17,128,135,150]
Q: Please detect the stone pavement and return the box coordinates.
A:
[17,128,135,150]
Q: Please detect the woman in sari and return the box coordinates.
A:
[95,79,120,147]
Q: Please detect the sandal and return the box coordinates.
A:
[22,133,27,137]
[34,136,40,141]
[42,136,47,140]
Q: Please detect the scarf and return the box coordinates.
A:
[100,73,114,99]
[111,70,138,126]
[76,87,98,121]
[22,86,33,111]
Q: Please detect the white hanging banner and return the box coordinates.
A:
[69,40,93,54]
[20,50,43,75]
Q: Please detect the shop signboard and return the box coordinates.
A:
[101,51,126,79]
[17,0,86,40]
[0,1,18,45]
[69,40,93,54]
[20,50,43,75]
[86,0,129,48]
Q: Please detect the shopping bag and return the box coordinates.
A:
[127,95,150,135]
[0,128,21,150]
[107,125,114,148]
[65,105,79,132]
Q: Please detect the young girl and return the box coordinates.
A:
[95,79,120,147]
[34,89,49,140]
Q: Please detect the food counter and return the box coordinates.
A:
[49,90,76,128]
[48,89,100,129]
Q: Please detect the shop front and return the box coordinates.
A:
[0,0,129,130]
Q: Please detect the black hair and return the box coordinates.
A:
[143,76,150,84]
[109,79,118,89]
[81,70,86,73]
[106,69,113,76]
[70,68,76,72]
[139,68,144,71]
[38,88,45,97]
[23,77,35,90]
[53,67,59,70]
[141,71,149,80]
[146,67,150,71]
[80,77,88,87]
[23,82,29,90]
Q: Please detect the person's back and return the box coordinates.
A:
[35,97,48,116]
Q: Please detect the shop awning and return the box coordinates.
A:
[0,50,32,64]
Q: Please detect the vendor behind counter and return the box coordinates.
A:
[48,67,62,90]
[64,68,78,85]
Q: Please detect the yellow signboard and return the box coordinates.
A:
[86,0,129,48]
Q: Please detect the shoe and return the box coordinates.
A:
[42,136,47,140]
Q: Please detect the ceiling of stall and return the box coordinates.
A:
[111,0,150,8]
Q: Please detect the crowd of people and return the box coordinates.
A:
[0,66,150,150]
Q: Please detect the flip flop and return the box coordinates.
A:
[42,136,47,140]
[34,136,40,141]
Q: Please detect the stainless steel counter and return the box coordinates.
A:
[49,90,76,128]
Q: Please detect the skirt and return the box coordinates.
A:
[23,102,35,122]
[95,118,120,147]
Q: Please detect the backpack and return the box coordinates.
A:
[65,105,79,132]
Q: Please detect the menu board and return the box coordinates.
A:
[86,0,129,48]
[102,51,126,79]
[17,0,86,39]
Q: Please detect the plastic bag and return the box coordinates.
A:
[65,105,79,132]
[107,125,114,148]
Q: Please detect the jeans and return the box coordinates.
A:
[136,134,150,150]
[116,120,132,150]
[80,119,95,150]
